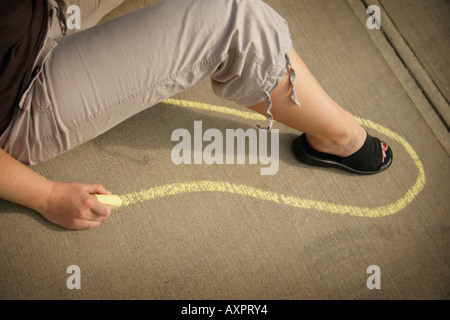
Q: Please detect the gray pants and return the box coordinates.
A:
[0,0,297,165]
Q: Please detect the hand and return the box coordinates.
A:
[39,182,114,230]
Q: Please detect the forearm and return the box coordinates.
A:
[0,147,52,212]
[0,147,113,229]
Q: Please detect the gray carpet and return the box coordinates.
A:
[1,0,448,300]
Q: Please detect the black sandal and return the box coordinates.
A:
[292,132,393,175]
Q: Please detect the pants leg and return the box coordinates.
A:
[2,0,294,164]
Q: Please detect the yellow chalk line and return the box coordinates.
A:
[163,98,267,121]
[118,99,425,218]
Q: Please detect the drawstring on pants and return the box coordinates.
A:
[258,53,301,131]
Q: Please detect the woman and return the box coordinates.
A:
[0,0,392,230]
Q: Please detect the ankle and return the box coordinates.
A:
[307,125,366,158]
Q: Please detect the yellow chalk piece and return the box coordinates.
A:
[93,194,122,208]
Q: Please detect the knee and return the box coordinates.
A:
[208,0,292,106]
[191,0,271,29]
[191,0,251,23]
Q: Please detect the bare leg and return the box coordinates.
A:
[249,49,387,161]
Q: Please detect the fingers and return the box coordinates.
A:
[88,195,113,219]
[82,183,114,220]
[66,208,108,230]
[83,221,102,229]
[65,204,111,230]
[70,220,102,230]
[75,184,114,227]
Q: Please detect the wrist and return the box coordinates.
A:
[29,178,55,214]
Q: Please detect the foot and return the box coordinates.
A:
[306,126,389,164]
[293,132,393,175]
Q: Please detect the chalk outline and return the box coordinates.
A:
[118,99,426,218]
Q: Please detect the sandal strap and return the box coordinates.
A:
[341,133,383,172]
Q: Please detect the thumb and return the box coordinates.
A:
[82,183,112,195]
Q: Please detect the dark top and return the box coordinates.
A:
[0,0,48,135]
